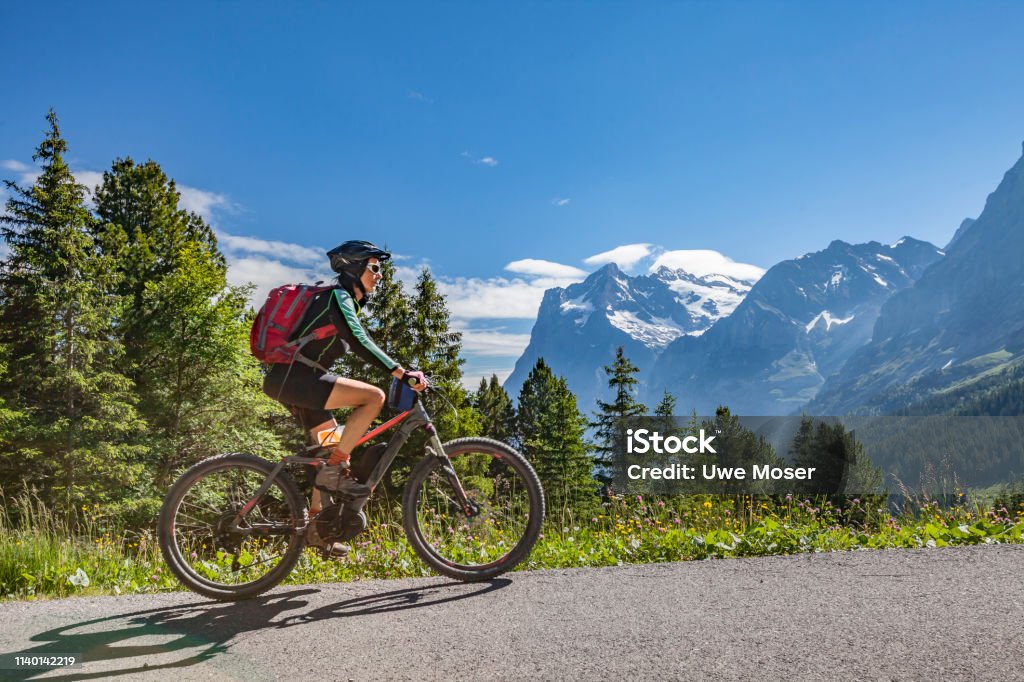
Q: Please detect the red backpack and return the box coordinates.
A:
[250,283,337,368]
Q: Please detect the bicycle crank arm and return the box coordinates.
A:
[240,522,298,537]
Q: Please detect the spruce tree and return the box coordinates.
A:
[791,419,883,497]
[93,158,283,494]
[592,346,647,467]
[0,110,145,509]
[515,357,557,453]
[410,268,462,385]
[527,376,597,515]
[475,375,516,442]
[694,407,784,504]
[409,267,477,439]
[0,351,27,498]
[93,158,221,291]
[654,390,678,434]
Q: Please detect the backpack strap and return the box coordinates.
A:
[271,325,335,402]
[284,323,337,373]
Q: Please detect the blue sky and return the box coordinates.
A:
[3,2,1024,385]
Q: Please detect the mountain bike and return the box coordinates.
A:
[157,379,545,600]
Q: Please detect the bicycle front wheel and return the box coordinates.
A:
[158,453,307,600]
[402,437,545,581]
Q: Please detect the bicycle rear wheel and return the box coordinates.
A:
[402,437,545,581]
[158,453,307,600]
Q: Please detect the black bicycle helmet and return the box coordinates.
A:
[327,240,391,274]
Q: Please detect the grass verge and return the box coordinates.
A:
[3,492,1022,600]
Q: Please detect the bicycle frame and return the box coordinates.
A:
[231,398,470,530]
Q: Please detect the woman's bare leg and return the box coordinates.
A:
[302,379,383,509]
[322,377,387,456]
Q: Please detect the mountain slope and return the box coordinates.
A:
[809,143,1024,414]
[648,238,943,415]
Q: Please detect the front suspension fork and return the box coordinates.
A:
[427,434,479,517]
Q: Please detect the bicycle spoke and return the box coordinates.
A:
[411,448,536,569]
[180,499,223,516]
[168,461,300,589]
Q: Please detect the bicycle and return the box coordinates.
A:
[157,378,545,600]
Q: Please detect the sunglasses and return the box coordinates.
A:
[366,263,382,275]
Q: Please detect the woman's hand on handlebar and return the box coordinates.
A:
[392,367,429,392]
[404,370,428,392]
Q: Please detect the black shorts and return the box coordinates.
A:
[263,363,338,429]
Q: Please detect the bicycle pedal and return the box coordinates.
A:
[319,543,350,560]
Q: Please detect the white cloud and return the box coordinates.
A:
[392,263,427,290]
[2,159,39,185]
[439,264,584,321]
[459,329,533,357]
[408,90,434,103]
[1,162,232,223]
[225,256,331,306]
[583,243,653,270]
[1,160,30,173]
[178,186,231,222]
[461,151,499,167]
[460,364,516,391]
[552,197,571,207]
[650,249,765,281]
[73,170,105,195]
[218,229,437,307]
[461,364,516,391]
[505,258,587,279]
[216,231,338,304]
[218,231,324,266]
[439,277,548,319]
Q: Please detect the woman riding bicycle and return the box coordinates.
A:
[262,240,427,553]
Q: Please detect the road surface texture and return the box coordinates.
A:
[1,545,1021,681]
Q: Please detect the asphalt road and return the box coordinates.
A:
[1,545,1022,681]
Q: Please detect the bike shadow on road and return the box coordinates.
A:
[2,578,510,681]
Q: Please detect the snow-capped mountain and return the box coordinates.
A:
[647,238,944,415]
[653,267,752,334]
[503,262,758,412]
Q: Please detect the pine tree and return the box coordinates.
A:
[527,376,597,515]
[592,347,647,467]
[474,375,516,442]
[0,110,145,509]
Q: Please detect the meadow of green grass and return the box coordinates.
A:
[2,491,1022,600]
